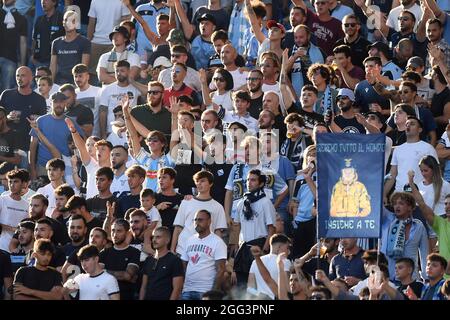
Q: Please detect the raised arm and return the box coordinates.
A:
[174,0,195,40]
[409,170,435,226]
[122,95,142,158]
[277,252,290,300]
[28,117,61,158]
[250,246,278,297]
[122,0,162,46]
[244,0,266,45]
[423,0,447,24]
[280,49,295,108]
[65,118,90,165]
[416,1,432,43]
[199,69,212,106]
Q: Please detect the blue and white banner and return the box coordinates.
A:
[316,133,385,238]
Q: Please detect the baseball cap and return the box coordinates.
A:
[51,92,68,101]
[406,56,424,69]
[167,29,185,44]
[368,41,391,60]
[153,56,172,68]
[266,20,286,33]
[109,25,130,42]
[196,13,217,25]
[336,88,355,102]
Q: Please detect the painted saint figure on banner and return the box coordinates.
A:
[330,159,371,217]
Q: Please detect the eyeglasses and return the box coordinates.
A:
[344,23,357,28]
[213,77,225,82]
[246,77,262,81]
[147,90,163,95]
[398,16,410,21]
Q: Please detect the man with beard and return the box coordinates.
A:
[247,69,264,119]
[52,184,75,234]
[286,24,324,97]
[181,210,227,300]
[72,64,102,136]
[257,110,276,134]
[162,63,201,108]
[220,44,248,90]
[127,209,152,266]
[63,196,103,238]
[60,215,88,281]
[99,60,140,139]
[59,84,94,138]
[0,67,46,169]
[386,0,423,32]
[139,226,184,300]
[327,89,366,134]
[283,6,307,49]
[171,170,227,257]
[29,93,83,179]
[99,218,140,300]
[10,221,35,274]
[110,146,130,196]
[129,81,171,142]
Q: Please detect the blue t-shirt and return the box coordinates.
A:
[191,36,215,70]
[444,13,450,45]
[134,148,174,192]
[30,114,83,166]
[134,3,170,57]
[354,80,390,113]
[290,44,324,98]
[293,172,317,222]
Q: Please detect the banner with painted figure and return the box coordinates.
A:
[316,133,385,238]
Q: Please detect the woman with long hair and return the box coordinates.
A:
[200,68,234,111]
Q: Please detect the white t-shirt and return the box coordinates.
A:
[36,183,57,217]
[143,206,162,226]
[0,195,29,252]
[249,253,291,300]
[99,82,139,135]
[110,172,130,196]
[181,233,227,293]
[419,180,450,216]
[88,0,130,45]
[235,196,276,243]
[212,91,233,111]
[2,189,36,202]
[76,85,102,137]
[262,82,281,96]
[84,158,100,199]
[96,50,140,75]
[173,197,227,256]
[391,141,438,191]
[387,4,422,32]
[229,69,248,90]
[73,271,120,300]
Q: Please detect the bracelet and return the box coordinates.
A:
[71,130,77,134]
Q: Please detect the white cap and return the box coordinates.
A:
[153,56,172,68]
[337,88,355,102]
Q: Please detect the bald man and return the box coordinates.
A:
[220,44,248,90]
[0,66,47,157]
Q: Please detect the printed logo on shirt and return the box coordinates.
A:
[186,244,214,258]
[191,253,200,264]
[147,170,158,179]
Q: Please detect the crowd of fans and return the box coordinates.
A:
[0,0,449,300]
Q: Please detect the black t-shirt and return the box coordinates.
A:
[86,217,103,236]
[33,11,64,63]
[397,280,424,300]
[62,239,88,260]
[333,115,366,134]
[17,217,70,246]
[86,195,117,223]
[249,95,263,119]
[0,128,18,165]
[142,252,184,300]
[334,36,372,70]
[204,163,233,204]
[154,192,184,233]
[72,0,92,25]
[99,246,141,300]
[431,87,450,136]
[13,266,62,295]
[116,193,140,219]
[298,108,324,131]
[387,129,407,147]
[10,247,30,274]
[0,250,12,299]
[66,103,94,127]
[0,89,47,151]
[0,9,27,63]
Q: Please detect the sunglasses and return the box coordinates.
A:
[344,23,357,28]
[246,77,262,81]
[213,77,225,82]
[147,90,163,95]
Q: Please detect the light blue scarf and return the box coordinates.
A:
[386,218,412,259]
